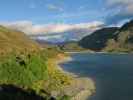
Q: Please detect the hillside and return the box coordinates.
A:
[0,25,71,99]
[104,20,133,52]
[0,25,40,54]
[78,19,133,52]
[79,27,119,51]
[57,41,85,52]
[117,20,133,49]
[0,25,95,100]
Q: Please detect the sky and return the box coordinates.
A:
[0,0,133,42]
[0,0,105,24]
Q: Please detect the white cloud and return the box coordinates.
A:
[46,4,63,11]
[32,34,63,41]
[0,20,104,35]
[107,0,133,14]
[107,0,133,5]
[105,0,133,24]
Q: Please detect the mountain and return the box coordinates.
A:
[104,20,133,52]
[79,27,119,51]
[0,25,40,54]
[40,27,119,52]
[114,20,133,51]
[117,20,133,45]
[79,19,133,52]
[120,20,133,31]
[30,27,101,44]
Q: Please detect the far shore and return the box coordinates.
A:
[65,51,133,54]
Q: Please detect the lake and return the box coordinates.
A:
[60,53,133,100]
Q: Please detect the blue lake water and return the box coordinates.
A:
[60,53,133,100]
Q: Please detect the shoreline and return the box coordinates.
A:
[54,54,96,100]
[54,55,77,77]
[65,51,133,55]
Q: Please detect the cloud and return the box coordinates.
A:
[0,20,104,41]
[107,0,133,14]
[32,34,64,43]
[1,21,104,35]
[107,0,133,6]
[105,0,133,24]
[46,4,63,11]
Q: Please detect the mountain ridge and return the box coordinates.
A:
[79,19,133,52]
[0,25,40,54]
[79,27,119,51]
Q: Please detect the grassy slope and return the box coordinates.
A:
[0,26,95,100]
[0,26,73,100]
[0,25,40,54]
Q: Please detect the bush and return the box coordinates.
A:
[0,53,48,90]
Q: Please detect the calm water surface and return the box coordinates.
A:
[60,53,133,100]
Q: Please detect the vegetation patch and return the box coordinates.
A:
[0,52,48,89]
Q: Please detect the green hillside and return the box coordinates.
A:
[0,26,72,100]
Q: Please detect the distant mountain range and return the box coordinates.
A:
[23,19,133,53]
[1,19,133,53]
[30,26,102,43]
[57,19,133,52]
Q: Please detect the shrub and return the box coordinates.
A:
[0,53,48,90]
